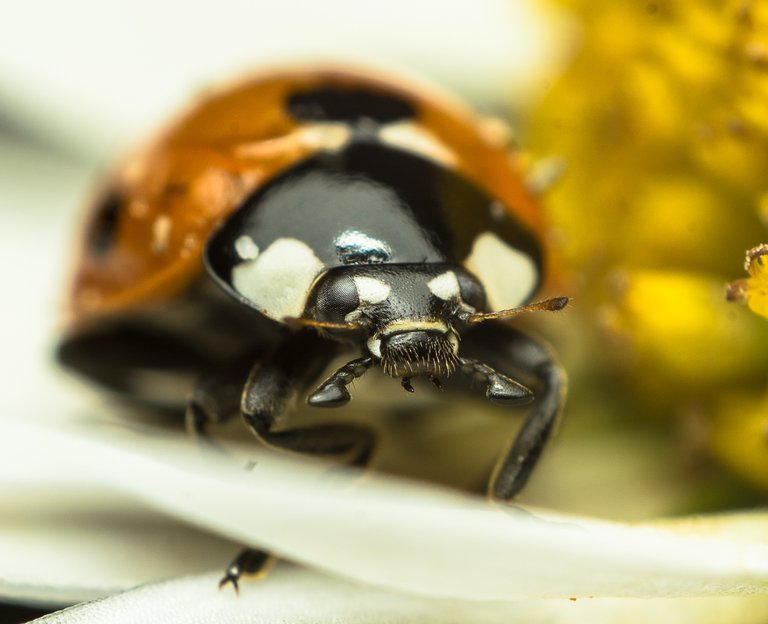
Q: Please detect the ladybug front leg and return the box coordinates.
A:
[186,356,255,436]
[240,331,376,468]
[220,331,376,592]
[460,323,565,502]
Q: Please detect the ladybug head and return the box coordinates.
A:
[298,263,568,404]
[303,263,482,377]
[312,264,485,336]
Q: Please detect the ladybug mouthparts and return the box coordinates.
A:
[380,330,459,378]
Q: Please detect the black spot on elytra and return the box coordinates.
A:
[88,190,122,256]
[287,87,415,125]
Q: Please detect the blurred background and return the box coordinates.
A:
[4,0,768,619]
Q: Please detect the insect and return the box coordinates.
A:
[58,66,568,589]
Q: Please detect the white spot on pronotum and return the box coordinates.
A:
[427,271,460,301]
[354,276,391,304]
[234,235,260,260]
[232,238,324,320]
[379,122,457,166]
[151,215,172,254]
[464,232,537,311]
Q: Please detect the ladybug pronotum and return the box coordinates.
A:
[58,67,568,589]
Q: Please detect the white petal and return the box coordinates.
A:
[30,566,768,624]
[2,419,768,604]
[0,489,240,607]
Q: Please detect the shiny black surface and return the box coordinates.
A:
[307,264,481,327]
[205,139,542,300]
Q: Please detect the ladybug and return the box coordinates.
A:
[58,66,567,589]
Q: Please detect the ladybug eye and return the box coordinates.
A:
[87,190,123,257]
[455,270,487,311]
[310,272,361,323]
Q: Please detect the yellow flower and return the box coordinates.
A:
[711,391,768,491]
[529,0,768,488]
[600,270,768,396]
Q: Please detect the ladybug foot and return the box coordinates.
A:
[219,548,273,593]
[487,375,533,406]
[458,357,533,406]
[308,382,351,406]
[307,356,374,408]
[218,566,241,594]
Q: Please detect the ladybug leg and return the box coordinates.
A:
[221,332,376,592]
[57,322,211,408]
[457,357,534,406]
[307,356,375,406]
[219,548,275,593]
[186,357,254,436]
[240,331,377,468]
[460,323,565,502]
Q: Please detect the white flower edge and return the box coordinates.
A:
[0,486,242,608]
[2,418,768,605]
[29,566,768,624]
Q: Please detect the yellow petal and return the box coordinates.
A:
[600,270,768,391]
[711,391,768,491]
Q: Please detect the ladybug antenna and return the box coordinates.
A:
[283,317,363,331]
[464,296,569,324]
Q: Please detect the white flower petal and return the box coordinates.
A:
[2,418,768,605]
[30,566,768,624]
[0,489,240,607]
